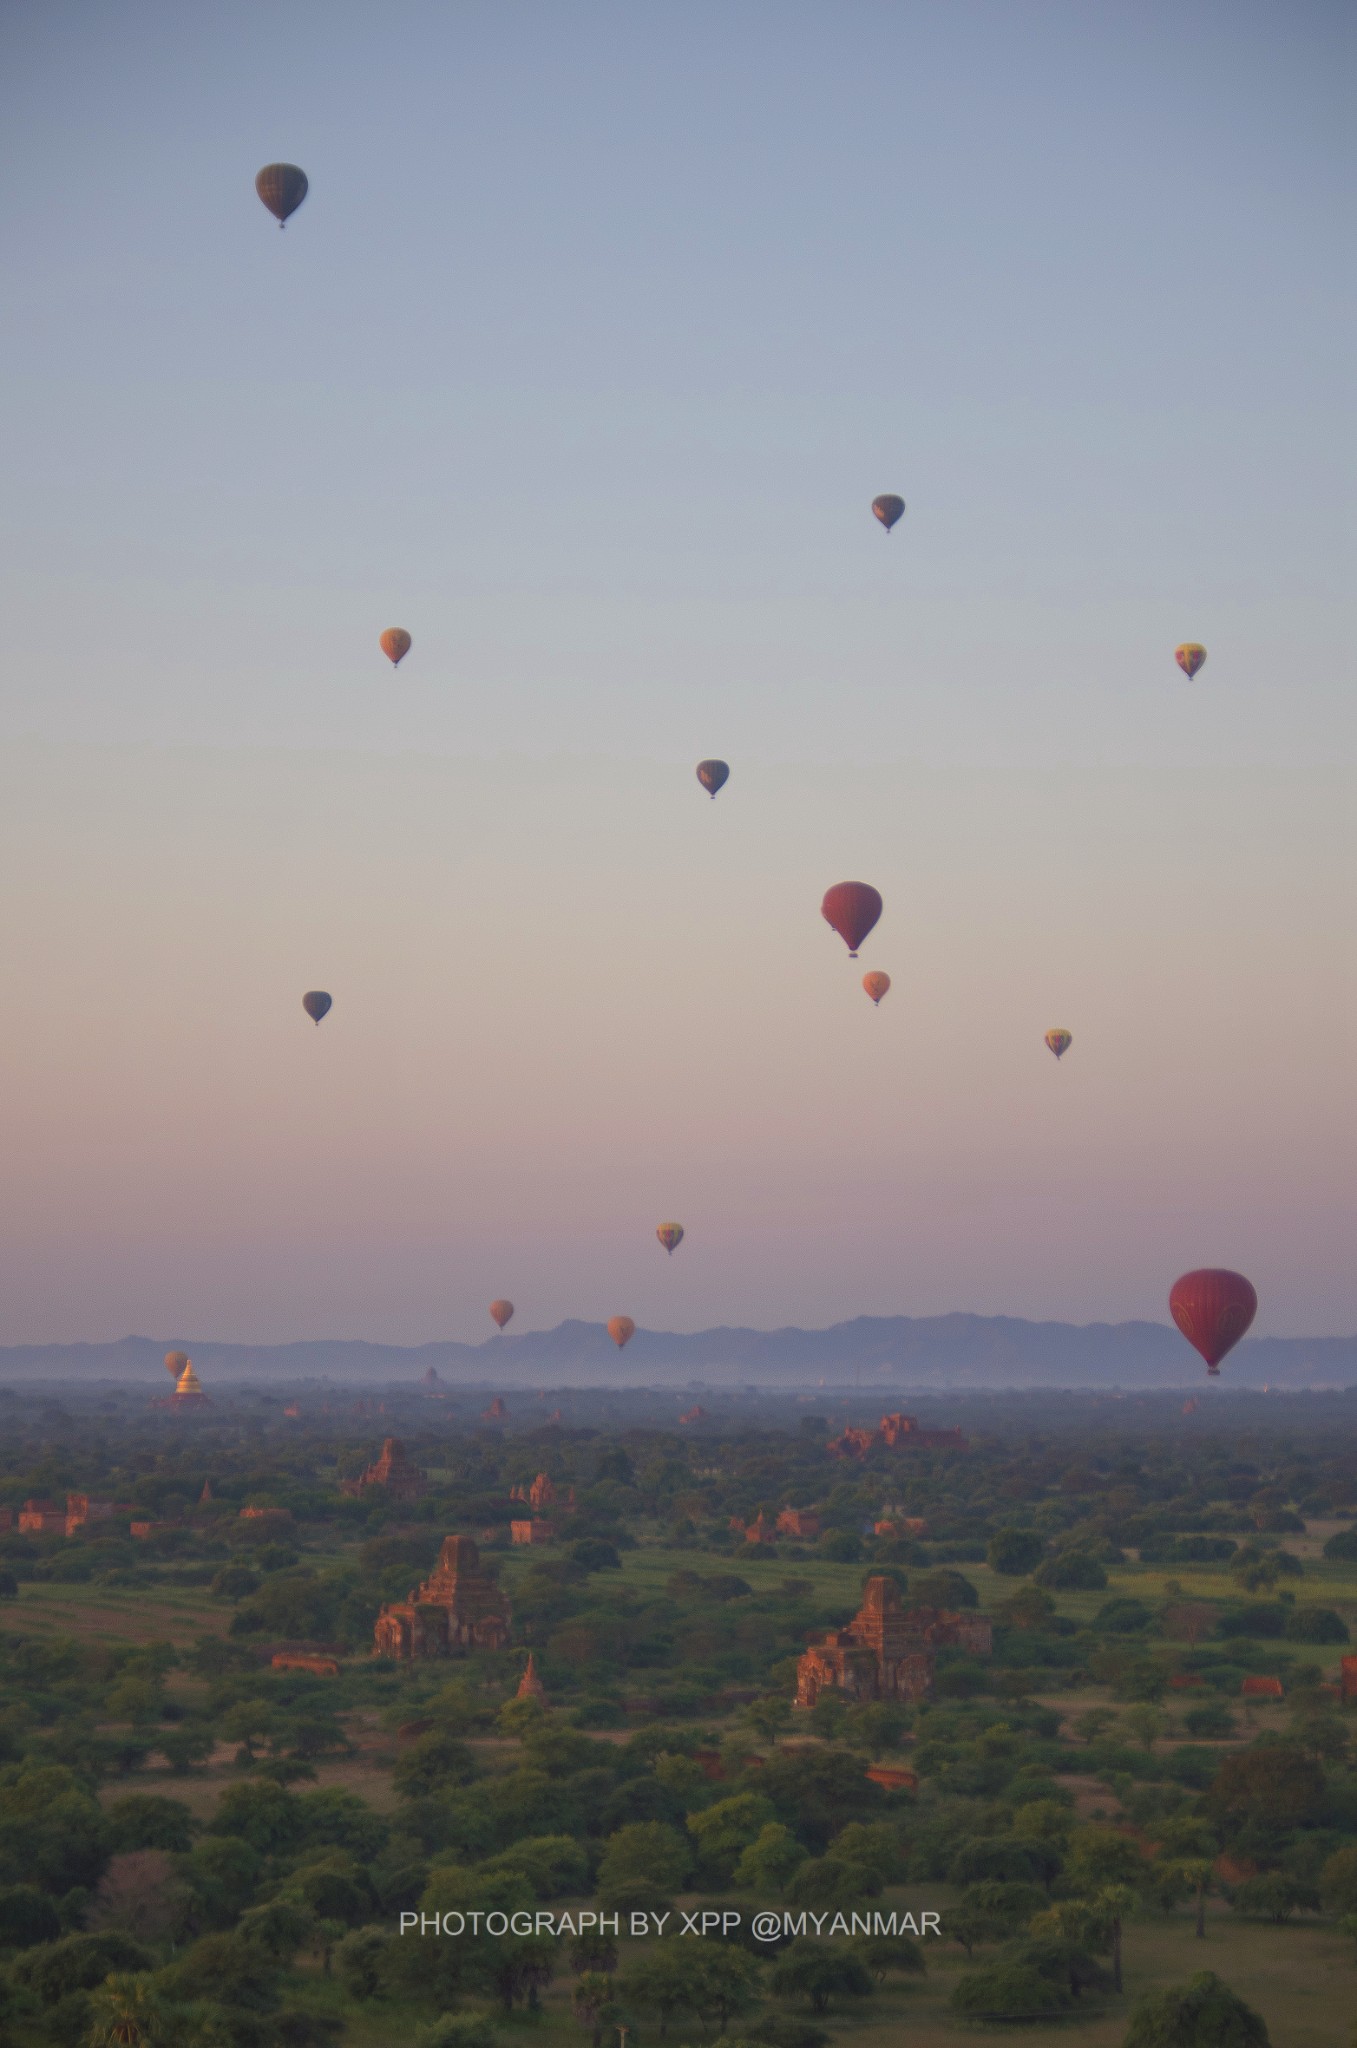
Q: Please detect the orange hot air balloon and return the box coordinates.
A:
[871,494,905,532]
[607,1316,636,1350]
[656,1223,685,1256]
[255,164,308,227]
[862,971,891,1006]
[821,881,882,958]
[1169,1268,1257,1376]
[164,1349,190,1380]
[1044,1028,1073,1061]
[1175,643,1207,679]
[380,629,412,668]
[696,759,729,798]
[489,1300,514,1332]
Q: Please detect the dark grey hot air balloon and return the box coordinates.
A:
[256,164,309,227]
[302,991,332,1025]
[871,494,905,532]
[696,759,730,799]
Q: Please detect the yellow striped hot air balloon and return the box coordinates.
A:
[656,1223,684,1256]
[1045,1029,1073,1061]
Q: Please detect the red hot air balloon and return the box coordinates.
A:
[696,759,729,798]
[871,494,905,532]
[489,1300,514,1332]
[862,971,891,1006]
[380,629,412,668]
[607,1315,636,1350]
[302,991,332,1025]
[1169,1269,1258,1377]
[821,882,883,958]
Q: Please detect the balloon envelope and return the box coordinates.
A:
[164,1349,189,1380]
[872,494,905,531]
[302,991,332,1025]
[255,164,308,225]
[696,759,729,798]
[607,1315,636,1350]
[380,629,412,668]
[1175,643,1207,679]
[1045,1028,1073,1060]
[862,971,891,1006]
[489,1300,514,1331]
[656,1222,685,1256]
[822,881,883,957]
[1169,1268,1258,1375]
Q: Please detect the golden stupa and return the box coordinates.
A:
[172,1359,209,1404]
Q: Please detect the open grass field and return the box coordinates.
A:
[275,1896,1354,2048]
[2,1577,230,1646]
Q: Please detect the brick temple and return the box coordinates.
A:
[373,1534,510,1660]
[341,1438,427,1501]
[828,1413,969,1459]
[509,1473,575,1513]
[794,1576,992,1708]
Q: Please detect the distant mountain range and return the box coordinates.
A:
[1,1314,1353,1390]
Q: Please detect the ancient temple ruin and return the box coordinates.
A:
[794,1575,992,1709]
[373,1534,510,1660]
[342,1438,427,1501]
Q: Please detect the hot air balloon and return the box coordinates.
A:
[696,759,729,799]
[822,882,883,958]
[656,1223,684,1256]
[1169,1269,1258,1376]
[872,494,905,532]
[862,971,891,1007]
[1045,1029,1073,1061]
[1175,643,1207,679]
[489,1300,514,1332]
[302,991,332,1025]
[607,1316,636,1351]
[164,1349,189,1381]
[255,164,308,227]
[380,629,412,669]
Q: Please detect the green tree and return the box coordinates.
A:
[1122,1705,1169,1754]
[1066,1825,1146,1890]
[1122,1970,1270,2047]
[687,1794,777,1884]
[83,1971,169,2047]
[598,1821,693,1903]
[734,1822,807,1894]
[572,1968,617,2048]
[987,1529,1044,1577]
[1321,1844,1357,1916]
[951,1961,1071,2018]
[768,1938,873,2013]
[849,1932,925,1984]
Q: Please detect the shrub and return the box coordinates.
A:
[1182,1702,1236,1740]
[1283,1607,1349,1644]
[1321,1527,1357,1562]
[0,1884,62,1949]
[1035,1549,1107,1591]
[950,1961,1071,2017]
[1122,1969,1270,2046]
[987,1529,1044,1577]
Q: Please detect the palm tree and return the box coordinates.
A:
[86,1974,164,2048]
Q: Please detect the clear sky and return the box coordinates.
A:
[0,0,1352,1345]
